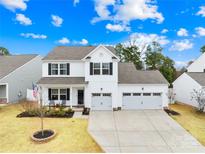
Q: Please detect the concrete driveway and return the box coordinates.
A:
[88,110,205,153]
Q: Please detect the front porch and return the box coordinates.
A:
[42,85,85,108]
[0,84,8,104]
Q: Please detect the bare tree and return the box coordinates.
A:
[191,88,205,112]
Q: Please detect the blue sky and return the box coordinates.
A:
[0,0,205,68]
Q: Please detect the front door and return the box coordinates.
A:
[78,90,84,105]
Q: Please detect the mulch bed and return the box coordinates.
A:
[17,111,74,118]
[164,108,180,116]
[33,130,54,139]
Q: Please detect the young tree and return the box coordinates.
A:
[191,88,205,112]
[0,47,10,55]
[200,45,205,54]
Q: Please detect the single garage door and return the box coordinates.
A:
[91,93,112,110]
[122,92,162,109]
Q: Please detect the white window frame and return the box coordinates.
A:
[51,64,58,75]
[51,89,58,100]
[60,64,67,75]
[93,63,101,75]
[102,63,110,75]
[60,89,67,100]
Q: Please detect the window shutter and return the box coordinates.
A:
[48,63,51,75]
[48,88,51,100]
[90,62,93,75]
[110,62,113,75]
[67,88,70,100]
[67,63,70,75]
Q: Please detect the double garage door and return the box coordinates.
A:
[122,92,162,109]
[91,93,112,110]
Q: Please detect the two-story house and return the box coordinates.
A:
[173,52,205,107]
[38,45,169,110]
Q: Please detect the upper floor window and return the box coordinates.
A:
[102,63,110,75]
[93,63,101,75]
[48,63,70,76]
[90,62,113,75]
[51,64,58,75]
[60,64,67,75]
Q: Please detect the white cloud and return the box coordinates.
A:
[195,27,205,36]
[106,23,130,32]
[79,39,88,45]
[20,33,47,39]
[92,0,164,30]
[91,0,115,23]
[129,33,170,46]
[169,39,193,51]
[58,37,70,44]
[114,0,164,24]
[196,6,205,17]
[73,0,79,6]
[0,0,28,11]
[16,13,32,26]
[177,28,188,37]
[51,15,63,27]
[161,29,168,34]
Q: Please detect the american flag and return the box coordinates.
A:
[32,83,38,98]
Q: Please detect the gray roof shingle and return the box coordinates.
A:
[43,46,117,60]
[0,54,38,80]
[37,77,85,84]
[187,72,205,86]
[118,63,169,84]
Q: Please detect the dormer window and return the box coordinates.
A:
[93,63,101,75]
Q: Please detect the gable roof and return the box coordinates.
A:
[118,63,169,84]
[186,72,205,86]
[187,52,205,71]
[42,46,117,60]
[0,54,38,80]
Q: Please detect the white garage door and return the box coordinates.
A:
[91,93,112,110]
[122,93,162,109]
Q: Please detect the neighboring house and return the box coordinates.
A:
[0,55,42,103]
[38,45,169,110]
[173,53,205,107]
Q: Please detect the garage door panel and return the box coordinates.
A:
[122,93,162,110]
[91,93,112,110]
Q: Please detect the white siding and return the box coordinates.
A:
[42,61,85,77]
[84,81,118,108]
[84,46,118,82]
[0,56,42,103]
[187,53,205,72]
[173,73,201,107]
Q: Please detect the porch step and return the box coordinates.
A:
[72,107,84,112]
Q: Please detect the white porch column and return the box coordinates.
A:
[70,87,73,109]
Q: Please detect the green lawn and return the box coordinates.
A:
[170,103,205,146]
[0,103,102,153]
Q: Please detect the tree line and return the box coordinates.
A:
[115,43,205,86]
